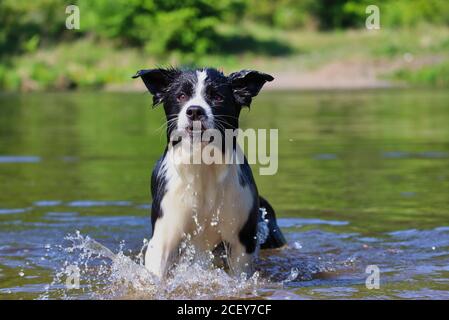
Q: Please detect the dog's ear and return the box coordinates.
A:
[132,68,179,106]
[229,70,274,107]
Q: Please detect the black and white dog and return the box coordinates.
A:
[133,67,286,278]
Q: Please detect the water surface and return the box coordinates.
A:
[0,90,448,299]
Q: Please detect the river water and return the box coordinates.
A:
[0,90,448,299]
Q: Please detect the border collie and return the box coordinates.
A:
[133,67,286,278]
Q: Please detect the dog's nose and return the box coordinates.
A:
[186,106,206,121]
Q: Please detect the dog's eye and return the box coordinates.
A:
[177,93,187,102]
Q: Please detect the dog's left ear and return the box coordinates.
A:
[229,70,274,107]
[133,68,179,106]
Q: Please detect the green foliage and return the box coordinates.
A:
[1,0,449,90]
[381,0,449,27]
[0,0,69,56]
[308,0,363,29]
[393,62,449,87]
[296,0,449,30]
[2,0,449,57]
[78,0,243,55]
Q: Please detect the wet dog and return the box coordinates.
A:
[133,67,286,278]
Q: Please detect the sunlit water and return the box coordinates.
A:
[0,90,448,299]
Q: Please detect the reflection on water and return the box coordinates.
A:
[0,90,449,299]
[0,156,41,163]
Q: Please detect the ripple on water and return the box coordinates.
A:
[67,200,133,207]
[31,199,151,210]
[0,208,30,215]
[383,151,448,159]
[33,201,62,207]
[277,218,349,228]
[313,153,338,160]
[0,156,41,163]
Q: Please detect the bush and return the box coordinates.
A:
[382,0,449,27]
[0,0,69,57]
[78,0,244,55]
[301,0,449,30]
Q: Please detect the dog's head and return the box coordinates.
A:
[133,67,273,140]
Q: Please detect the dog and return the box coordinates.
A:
[133,67,286,278]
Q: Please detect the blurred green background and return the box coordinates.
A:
[1,0,449,91]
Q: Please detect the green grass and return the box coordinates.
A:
[391,61,449,87]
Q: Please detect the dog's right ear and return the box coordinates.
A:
[132,68,179,106]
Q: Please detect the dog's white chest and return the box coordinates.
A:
[158,150,254,251]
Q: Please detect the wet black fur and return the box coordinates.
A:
[134,67,285,253]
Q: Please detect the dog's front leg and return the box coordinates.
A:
[144,220,181,278]
[227,241,255,278]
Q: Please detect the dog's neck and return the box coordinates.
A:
[166,141,235,186]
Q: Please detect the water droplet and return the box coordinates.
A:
[284,267,299,282]
[293,241,302,250]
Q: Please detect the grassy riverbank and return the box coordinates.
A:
[1,25,448,91]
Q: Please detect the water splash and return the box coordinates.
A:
[41,231,270,300]
[283,267,299,283]
[256,207,270,249]
[293,241,303,250]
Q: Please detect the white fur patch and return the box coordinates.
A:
[177,70,214,132]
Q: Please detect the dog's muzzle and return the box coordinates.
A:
[186,106,207,134]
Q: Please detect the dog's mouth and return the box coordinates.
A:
[186,125,205,135]
[185,120,207,137]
